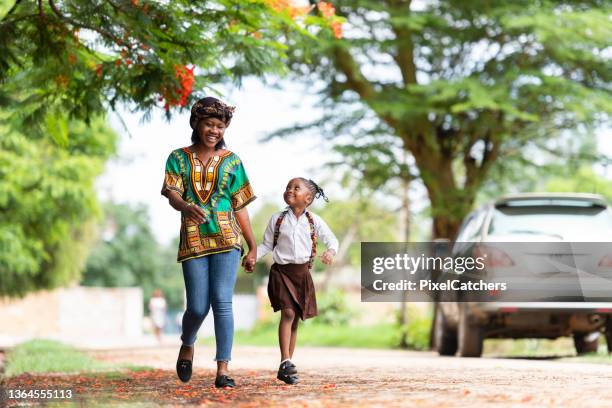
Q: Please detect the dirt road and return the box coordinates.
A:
[84,346,612,407]
[4,346,612,407]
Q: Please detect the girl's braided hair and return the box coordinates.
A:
[299,178,329,205]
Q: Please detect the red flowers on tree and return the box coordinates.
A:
[160,64,195,111]
[317,1,335,18]
[317,1,343,39]
[264,0,342,38]
[330,20,342,39]
[265,0,312,19]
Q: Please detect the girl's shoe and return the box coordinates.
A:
[215,375,236,388]
[277,361,299,384]
[279,360,297,375]
[176,345,194,383]
[277,372,299,385]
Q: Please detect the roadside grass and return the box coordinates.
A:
[485,337,612,363]
[199,321,404,349]
[484,338,576,358]
[3,339,153,377]
[561,352,612,364]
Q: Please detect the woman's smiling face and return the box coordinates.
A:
[284,178,312,208]
[196,117,226,148]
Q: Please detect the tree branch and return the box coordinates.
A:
[47,0,127,47]
[388,0,418,86]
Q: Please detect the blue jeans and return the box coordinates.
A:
[181,249,240,361]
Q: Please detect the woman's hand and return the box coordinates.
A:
[321,249,335,265]
[182,202,206,224]
[242,250,256,273]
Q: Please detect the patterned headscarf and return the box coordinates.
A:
[189,97,236,130]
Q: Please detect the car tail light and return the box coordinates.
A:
[473,245,515,268]
[598,254,612,268]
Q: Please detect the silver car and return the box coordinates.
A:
[435,193,612,357]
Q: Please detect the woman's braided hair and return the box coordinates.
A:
[299,178,329,205]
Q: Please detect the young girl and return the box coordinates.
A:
[256,178,339,384]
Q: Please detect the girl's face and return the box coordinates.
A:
[284,178,312,208]
[197,117,226,148]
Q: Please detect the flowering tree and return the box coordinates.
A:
[0,0,341,124]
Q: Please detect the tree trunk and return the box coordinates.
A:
[398,150,412,348]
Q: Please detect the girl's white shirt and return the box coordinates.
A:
[256,208,339,265]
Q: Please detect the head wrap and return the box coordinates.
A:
[189,97,236,130]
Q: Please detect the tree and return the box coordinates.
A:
[475,131,604,202]
[0,112,117,297]
[81,202,185,311]
[271,0,611,239]
[0,0,337,125]
[544,166,612,200]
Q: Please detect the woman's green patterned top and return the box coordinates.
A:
[161,147,256,262]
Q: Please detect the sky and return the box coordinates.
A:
[97,78,612,246]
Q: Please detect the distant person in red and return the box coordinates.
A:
[148,288,167,343]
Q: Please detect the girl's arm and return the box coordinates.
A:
[164,190,205,224]
[256,216,276,261]
[315,215,339,254]
[315,215,339,265]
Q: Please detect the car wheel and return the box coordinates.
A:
[458,304,483,357]
[574,332,599,355]
[435,306,457,356]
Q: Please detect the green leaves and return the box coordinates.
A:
[0,0,339,121]
[0,0,16,20]
[46,112,70,148]
[0,112,117,297]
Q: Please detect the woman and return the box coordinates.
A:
[148,288,167,343]
[161,96,257,388]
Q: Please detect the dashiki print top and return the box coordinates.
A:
[161,147,256,262]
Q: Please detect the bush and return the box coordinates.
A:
[311,288,357,326]
[395,304,432,350]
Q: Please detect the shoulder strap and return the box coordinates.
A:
[272,210,288,249]
[305,212,317,270]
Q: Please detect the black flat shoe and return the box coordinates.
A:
[176,345,194,383]
[278,360,298,375]
[277,372,299,385]
[215,375,236,388]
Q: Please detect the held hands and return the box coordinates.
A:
[182,202,206,224]
[320,249,336,265]
[242,250,256,273]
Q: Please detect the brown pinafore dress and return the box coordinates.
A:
[267,210,318,320]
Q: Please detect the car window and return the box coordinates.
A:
[488,205,612,239]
